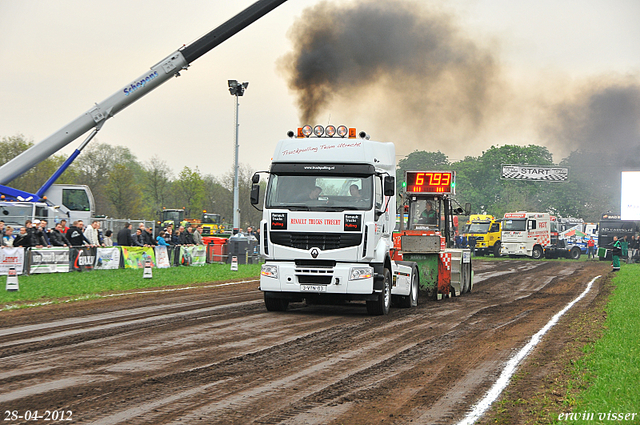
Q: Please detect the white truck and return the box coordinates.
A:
[251,125,419,315]
[500,212,551,259]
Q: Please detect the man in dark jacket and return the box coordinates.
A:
[117,223,134,246]
[49,223,68,246]
[66,220,91,247]
[13,227,33,247]
[143,226,156,246]
[179,226,194,245]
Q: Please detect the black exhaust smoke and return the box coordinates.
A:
[278,0,500,146]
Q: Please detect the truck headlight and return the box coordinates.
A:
[261,265,278,279]
[349,266,373,281]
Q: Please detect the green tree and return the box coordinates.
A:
[142,156,173,217]
[105,164,143,218]
[221,164,262,230]
[203,175,232,225]
[174,166,205,217]
[74,142,141,215]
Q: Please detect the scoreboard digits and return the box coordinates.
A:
[405,171,455,195]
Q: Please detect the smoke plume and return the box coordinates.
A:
[278,0,501,151]
[279,0,640,169]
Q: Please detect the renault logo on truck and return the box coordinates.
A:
[310,248,319,258]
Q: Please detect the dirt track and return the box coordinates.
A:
[0,259,609,424]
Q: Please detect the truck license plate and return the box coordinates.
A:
[300,285,327,292]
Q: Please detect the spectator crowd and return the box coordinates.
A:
[0,219,210,249]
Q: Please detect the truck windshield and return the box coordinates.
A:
[503,219,527,232]
[202,214,220,224]
[266,175,373,211]
[62,188,91,211]
[468,222,490,233]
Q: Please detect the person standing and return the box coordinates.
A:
[2,226,15,247]
[193,225,204,245]
[117,222,134,246]
[66,220,91,247]
[610,236,622,271]
[621,235,629,263]
[587,237,596,260]
[49,223,68,247]
[103,230,114,247]
[13,227,33,248]
[83,220,101,246]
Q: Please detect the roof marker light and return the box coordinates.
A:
[301,125,313,137]
[337,125,349,138]
[313,125,324,137]
[325,125,336,137]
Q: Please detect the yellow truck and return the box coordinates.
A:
[463,214,502,257]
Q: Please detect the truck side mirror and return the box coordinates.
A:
[465,203,471,216]
[384,176,395,196]
[251,173,260,184]
[250,184,260,205]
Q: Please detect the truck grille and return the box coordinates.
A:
[270,232,362,250]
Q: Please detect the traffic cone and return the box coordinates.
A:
[5,266,19,291]
[143,258,153,279]
[230,256,238,271]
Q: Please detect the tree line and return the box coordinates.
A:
[396,144,620,222]
[1,134,621,225]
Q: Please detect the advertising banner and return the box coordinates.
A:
[120,246,155,269]
[94,247,121,270]
[501,164,569,181]
[154,246,171,269]
[71,247,97,272]
[0,247,25,275]
[178,245,207,266]
[29,247,70,274]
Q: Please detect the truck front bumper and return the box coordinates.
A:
[260,262,375,295]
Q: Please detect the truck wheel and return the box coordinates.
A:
[532,246,543,260]
[367,268,391,315]
[493,242,501,257]
[570,246,581,260]
[399,268,419,308]
[264,293,289,312]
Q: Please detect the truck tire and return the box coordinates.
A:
[532,245,543,260]
[570,246,581,260]
[399,267,419,308]
[264,293,289,312]
[367,268,391,315]
[493,242,501,258]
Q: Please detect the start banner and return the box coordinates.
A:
[0,247,25,275]
[501,164,569,181]
[29,247,70,274]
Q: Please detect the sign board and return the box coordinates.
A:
[405,171,455,195]
[501,165,569,181]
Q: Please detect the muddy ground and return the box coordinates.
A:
[0,259,610,424]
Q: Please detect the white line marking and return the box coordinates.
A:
[457,274,601,425]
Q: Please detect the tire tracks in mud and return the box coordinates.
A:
[0,261,609,424]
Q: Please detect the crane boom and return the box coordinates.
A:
[0,0,287,187]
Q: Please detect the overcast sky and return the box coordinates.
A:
[1,0,639,182]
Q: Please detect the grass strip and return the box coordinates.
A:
[560,264,640,423]
[1,263,262,307]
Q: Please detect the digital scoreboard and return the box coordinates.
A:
[405,171,455,195]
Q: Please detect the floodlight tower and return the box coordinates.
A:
[228,80,248,235]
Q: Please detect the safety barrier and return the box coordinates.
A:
[0,244,249,276]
